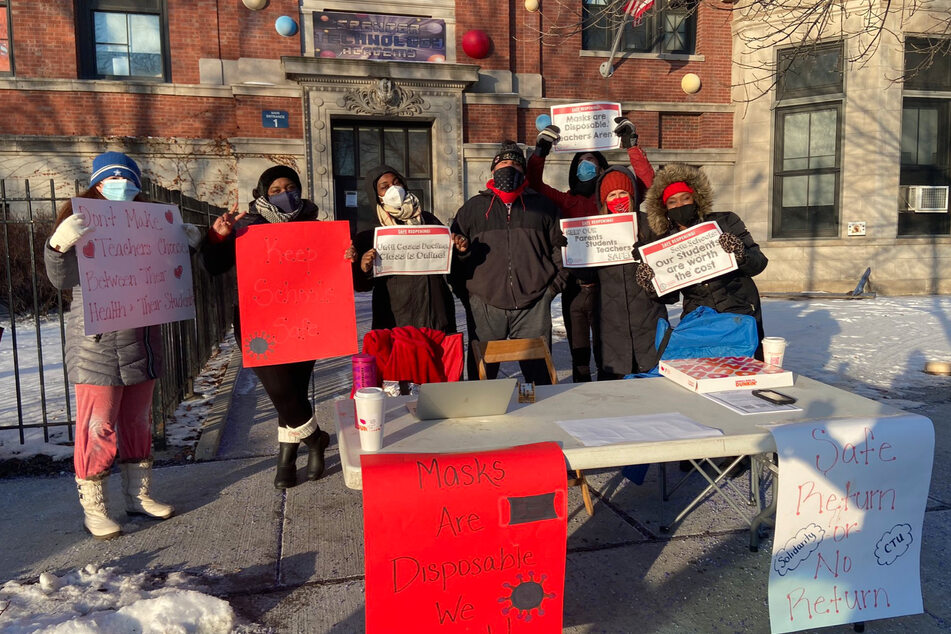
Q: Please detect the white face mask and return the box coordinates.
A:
[381,185,406,208]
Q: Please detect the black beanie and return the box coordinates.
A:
[490,140,526,171]
[253,165,302,199]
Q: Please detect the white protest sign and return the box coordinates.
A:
[550,101,622,154]
[74,198,195,335]
[767,416,934,633]
[372,225,452,276]
[560,213,637,268]
[638,221,736,295]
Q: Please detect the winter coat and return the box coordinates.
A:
[201,198,321,342]
[593,167,671,375]
[644,162,768,340]
[45,239,162,387]
[450,186,568,310]
[354,165,456,334]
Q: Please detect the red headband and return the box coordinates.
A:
[662,181,694,205]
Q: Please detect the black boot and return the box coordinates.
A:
[274,442,299,489]
[302,431,330,481]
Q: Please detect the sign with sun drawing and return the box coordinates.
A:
[236,221,357,367]
[361,442,567,632]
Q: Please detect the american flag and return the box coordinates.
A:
[623,0,655,23]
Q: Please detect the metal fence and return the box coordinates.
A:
[0,179,234,449]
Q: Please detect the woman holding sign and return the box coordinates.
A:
[45,152,180,540]
[593,167,672,378]
[203,165,347,489]
[353,165,456,335]
[641,163,768,357]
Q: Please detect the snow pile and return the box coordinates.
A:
[0,565,235,633]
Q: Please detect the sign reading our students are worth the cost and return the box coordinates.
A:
[74,198,195,335]
[549,102,622,154]
[638,221,737,295]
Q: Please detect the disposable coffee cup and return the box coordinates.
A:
[354,387,385,452]
[762,337,787,368]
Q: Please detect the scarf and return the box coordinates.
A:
[251,195,304,224]
[485,179,528,205]
[375,192,423,226]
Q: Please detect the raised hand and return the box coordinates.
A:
[211,201,248,238]
[534,125,561,158]
[613,117,638,148]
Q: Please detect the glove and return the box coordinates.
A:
[554,233,568,248]
[183,223,203,249]
[49,214,91,252]
[613,117,638,148]
[719,233,746,262]
[635,261,657,296]
[534,125,561,157]
[631,240,645,261]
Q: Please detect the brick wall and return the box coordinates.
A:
[464,103,518,143]
[10,1,77,78]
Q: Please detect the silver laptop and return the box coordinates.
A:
[412,379,518,420]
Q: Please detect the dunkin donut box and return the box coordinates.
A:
[658,356,793,393]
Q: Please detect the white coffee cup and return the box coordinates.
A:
[354,387,385,452]
[762,337,787,368]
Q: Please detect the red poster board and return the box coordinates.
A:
[236,221,357,367]
[362,442,567,633]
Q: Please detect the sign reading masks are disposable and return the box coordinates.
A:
[74,198,195,335]
[549,102,622,154]
[637,221,737,295]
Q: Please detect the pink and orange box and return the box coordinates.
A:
[658,356,794,393]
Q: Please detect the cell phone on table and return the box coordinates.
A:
[752,389,796,405]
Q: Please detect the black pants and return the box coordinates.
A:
[465,293,554,385]
[252,360,317,429]
[562,279,602,382]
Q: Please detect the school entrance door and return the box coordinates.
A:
[331,120,433,235]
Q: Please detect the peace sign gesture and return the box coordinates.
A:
[212,201,248,238]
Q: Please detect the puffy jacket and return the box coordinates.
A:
[450,187,568,310]
[45,240,162,386]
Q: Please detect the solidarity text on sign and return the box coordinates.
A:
[767,416,934,633]
[560,213,637,268]
[372,225,452,276]
[638,221,737,295]
[74,198,195,335]
[549,101,622,154]
[361,442,568,633]
[236,221,357,367]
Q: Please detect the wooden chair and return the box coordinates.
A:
[471,337,595,516]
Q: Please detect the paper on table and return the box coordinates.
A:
[702,389,802,415]
[554,413,722,447]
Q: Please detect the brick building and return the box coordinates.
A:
[2,1,950,293]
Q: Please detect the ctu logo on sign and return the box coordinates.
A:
[261,110,290,128]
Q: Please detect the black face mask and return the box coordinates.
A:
[493,166,525,193]
[668,203,699,228]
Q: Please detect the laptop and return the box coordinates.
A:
[411,379,518,420]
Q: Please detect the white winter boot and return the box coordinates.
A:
[120,459,174,519]
[75,474,122,540]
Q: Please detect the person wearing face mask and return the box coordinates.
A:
[353,165,456,335]
[640,162,768,358]
[450,141,569,384]
[592,167,673,378]
[203,165,355,489]
[527,118,656,382]
[44,152,178,540]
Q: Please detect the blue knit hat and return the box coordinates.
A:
[89,152,142,188]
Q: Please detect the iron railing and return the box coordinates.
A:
[0,179,234,449]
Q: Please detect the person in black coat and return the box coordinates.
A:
[353,165,456,335]
[640,162,769,358]
[593,167,672,378]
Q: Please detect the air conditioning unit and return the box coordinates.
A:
[906,185,949,213]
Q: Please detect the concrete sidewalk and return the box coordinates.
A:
[1,301,950,632]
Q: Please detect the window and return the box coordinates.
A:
[0,1,12,75]
[772,42,844,239]
[582,0,696,55]
[899,39,951,236]
[77,0,169,80]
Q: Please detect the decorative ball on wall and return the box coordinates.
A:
[241,0,268,10]
[535,114,552,131]
[461,30,491,59]
[525,0,540,11]
[275,16,299,37]
[681,73,702,94]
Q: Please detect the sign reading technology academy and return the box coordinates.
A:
[313,11,447,62]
